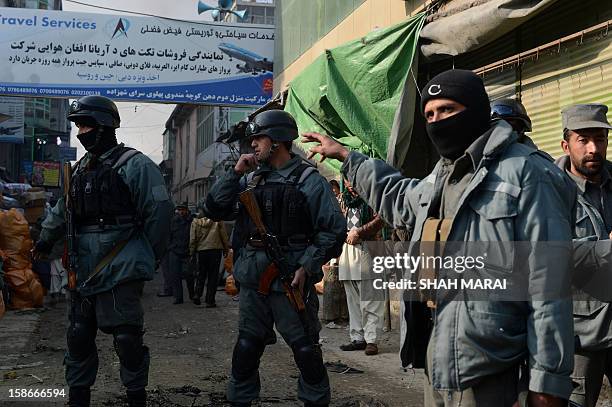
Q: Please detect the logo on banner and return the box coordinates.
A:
[262,78,273,93]
[108,18,130,39]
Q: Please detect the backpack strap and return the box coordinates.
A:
[286,162,318,185]
[112,148,140,169]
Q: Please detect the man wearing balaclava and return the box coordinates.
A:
[302,69,577,406]
[33,95,174,407]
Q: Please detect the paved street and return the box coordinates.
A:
[0,273,423,406]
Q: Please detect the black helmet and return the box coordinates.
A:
[245,109,298,142]
[67,95,120,129]
[491,98,532,132]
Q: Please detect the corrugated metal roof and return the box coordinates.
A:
[481,65,518,101]
[453,0,612,70]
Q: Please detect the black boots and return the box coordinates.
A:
[126,388,146,407]
[68,387,90,407]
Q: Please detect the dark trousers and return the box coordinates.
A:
[195,249,223,305]
[65,281,149,390]
[168,251,188,302]
[160,253,172,295]
[571,348,612,407]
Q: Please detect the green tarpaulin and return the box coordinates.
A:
[285,12,426,175]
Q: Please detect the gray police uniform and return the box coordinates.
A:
[342,121,576,406]
[39,143,173,390]
[203,155,346,405]
[557,156,612,407]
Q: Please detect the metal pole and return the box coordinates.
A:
[31,127,35,162]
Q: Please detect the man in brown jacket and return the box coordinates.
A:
[189,210,230,307]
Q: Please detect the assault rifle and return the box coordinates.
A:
[238,188,309,329]
[62,163,78,309]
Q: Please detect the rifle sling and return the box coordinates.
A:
[419,217,452,308]
[83,233,132,286]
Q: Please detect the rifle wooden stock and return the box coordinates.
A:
[239,187,307,317]
[238,188,267,236]
[258,264,279,296]
[284,282,306,312]
[62,162,77,291]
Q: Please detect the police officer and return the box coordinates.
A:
[491,98,536,147]
[556,104,612,407]
[34,95,173,407]
[304,70,576,407]
[202,109,346,407]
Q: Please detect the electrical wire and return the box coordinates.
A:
[63,0,246,28]
[64,0,202,23]
[120,123,166,129]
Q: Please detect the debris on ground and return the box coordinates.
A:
[324,361,364,374]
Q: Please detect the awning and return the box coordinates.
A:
[420,0,560,60]
[285,13,426,174]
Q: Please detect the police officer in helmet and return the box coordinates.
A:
[491,98,537,147]
[34,95,173,406]
[203,109,346,406]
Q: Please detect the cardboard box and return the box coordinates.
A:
[25,198,46,208]
[21,190,47,205]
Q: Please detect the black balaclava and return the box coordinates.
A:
[421,69,491,160]
[77,125,118,156]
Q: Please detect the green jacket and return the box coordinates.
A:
[203,155,346,291]
[342,121,576,398]
[40,144,174,296]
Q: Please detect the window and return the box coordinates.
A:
[266,7,274,25]
[196,106,214,153]
[196,182,207,205]
[177,127,182,178]
[246,6,274,25]
[24,98,50,126]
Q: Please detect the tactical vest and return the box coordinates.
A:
[71,146,140,226]
[238,163,318,246]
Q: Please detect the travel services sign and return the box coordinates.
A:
[0,7,274,105]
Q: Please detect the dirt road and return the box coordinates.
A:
[0,273,424,406]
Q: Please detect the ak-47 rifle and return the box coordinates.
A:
[62,163,78,310]
[238,188,309,328]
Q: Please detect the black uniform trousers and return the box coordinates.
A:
[195,249,223,305]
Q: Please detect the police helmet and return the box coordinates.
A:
[67,95,120,129]
[245,109,298,142]
[491,98,532,132]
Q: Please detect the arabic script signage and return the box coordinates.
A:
[0,8,274,105]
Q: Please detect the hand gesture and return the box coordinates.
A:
[234,154,259,175]
[291,266,307,295]
[346,228,361,245]
[301,132,349,163]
